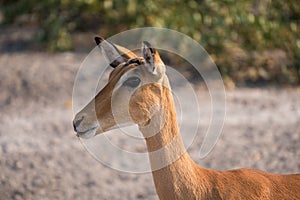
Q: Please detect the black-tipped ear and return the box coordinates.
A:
[94,36,127,68]
[142,41,156,55]
[141,41,165,76]
[142,41,156,72]
[94,36,104,46]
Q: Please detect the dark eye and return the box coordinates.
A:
[123,77,141,88]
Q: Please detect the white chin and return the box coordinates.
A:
[78,129,96,139]
[105,122,134,132]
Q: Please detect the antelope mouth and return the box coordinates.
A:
[76,126,98,139]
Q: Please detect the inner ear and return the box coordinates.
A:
[142,41,155,72]
[95,36,138,68]
[95,36,127,68]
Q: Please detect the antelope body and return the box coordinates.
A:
[73,36,300,200]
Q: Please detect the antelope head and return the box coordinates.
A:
[73,37,169,139]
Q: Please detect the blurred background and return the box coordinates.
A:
[0,1,299,200]
[1,0,299,86]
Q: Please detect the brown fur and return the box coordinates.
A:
[141,83,300,200]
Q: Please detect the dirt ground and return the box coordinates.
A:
[0,48,299,200]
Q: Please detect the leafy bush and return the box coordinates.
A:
[1,0,103,51]
[1,0,299,85]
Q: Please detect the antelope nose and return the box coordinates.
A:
[73,116,84,132]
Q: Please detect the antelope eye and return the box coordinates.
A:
[123,77,141,88]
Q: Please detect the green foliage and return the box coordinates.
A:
[1,0,102,51]
[1,0,299,85]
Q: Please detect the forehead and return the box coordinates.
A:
[108,61,141,82]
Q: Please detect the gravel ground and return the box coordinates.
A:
[0,50,299,200]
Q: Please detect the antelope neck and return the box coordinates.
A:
[138,82,204,199]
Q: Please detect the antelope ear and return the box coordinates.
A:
[142,41,155,72]
[95,36,136,68]
[142,41,165,75]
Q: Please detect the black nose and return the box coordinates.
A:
[73,116,84,132]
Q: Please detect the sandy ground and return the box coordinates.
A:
[0,51,299,200]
